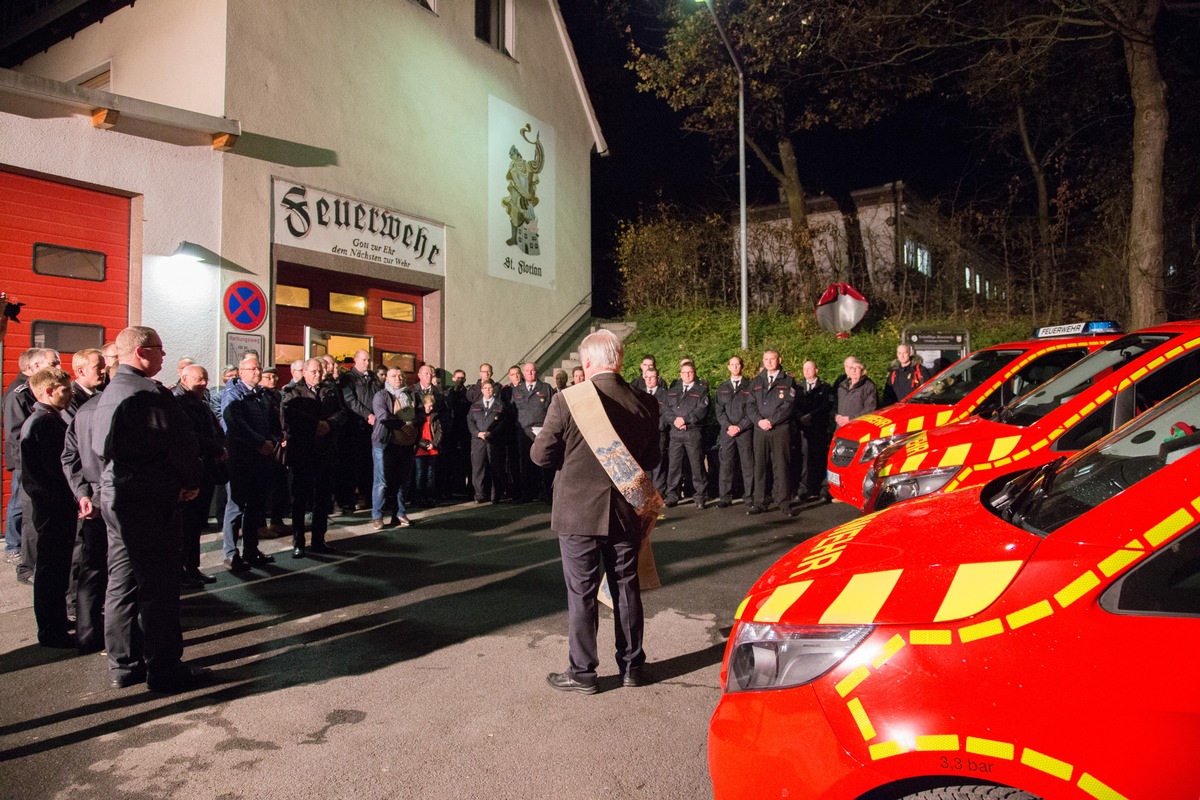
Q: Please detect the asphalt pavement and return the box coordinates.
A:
[0,495,858,799]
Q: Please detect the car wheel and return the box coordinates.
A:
[900,787,1040,800]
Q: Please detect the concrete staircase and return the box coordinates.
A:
[547,320,637,378]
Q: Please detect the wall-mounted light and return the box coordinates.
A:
[172,241,217,263]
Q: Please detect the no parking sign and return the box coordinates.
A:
[224,281,268,331]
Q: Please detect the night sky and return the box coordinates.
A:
[558,3,982,316]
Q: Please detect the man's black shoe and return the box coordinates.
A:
[717,499,732,508]
[224,555,250,573]
[695,497,707,510]
[185,568,217,584]
[781,502,800,518]
[664,498,678,508]
[622,666,648,688]
[746,504,765,515]
[110,669,146,689]
[292,546,305,559]
[546,672,598,695]
[147,664,213,694]
[309,542,337,555]
[245,551,274,566]
[179,574,204,590]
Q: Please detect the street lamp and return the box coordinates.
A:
[698,0,748,351]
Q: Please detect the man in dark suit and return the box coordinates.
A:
[61,389,108,653]
[511,362,555,503]
[715,356,754,507]
[467,379,506,503]
[663,361,709,508]
[747,349,798,517]
[89,326,205,692]
[641,368,670,495]
[531,330,661,694]
[793,360,834,500]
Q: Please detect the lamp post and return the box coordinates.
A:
[698,0,748,351]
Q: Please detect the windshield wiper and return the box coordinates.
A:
[1008,457,1066,528]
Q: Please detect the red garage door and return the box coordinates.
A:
[0,170,130,526]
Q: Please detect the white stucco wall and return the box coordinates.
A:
[13,0,228,118]
[220,0,597,370]
[0,111,225,372]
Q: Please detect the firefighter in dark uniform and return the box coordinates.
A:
[715,356,754,507]
[641,368,670,496]
[61,388,108,653]
[793,359,834,500]
[20,367,76,648]
[747,350,798,516]
[664,361,709,508]
[282,358,347,557]
[511,362,555,503]
[881,344,929,406]
[467,379,507,503]
[89,326,205,692]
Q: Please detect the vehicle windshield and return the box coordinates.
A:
[989,378,1200,536]
[1003,333,1177,427]
[906,348,1024,406]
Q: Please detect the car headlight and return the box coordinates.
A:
[726,622,873,692]
[858,432,916,464]
[874,465,962,510]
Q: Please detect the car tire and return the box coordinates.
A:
[900,787,1040,800]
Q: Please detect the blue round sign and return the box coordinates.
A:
[224,281,267,331]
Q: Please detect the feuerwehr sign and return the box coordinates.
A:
[272,179,445,276]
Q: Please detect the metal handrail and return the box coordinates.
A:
[519,291,592,367]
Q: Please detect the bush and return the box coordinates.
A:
[621,309,1036,387]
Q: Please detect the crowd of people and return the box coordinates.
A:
[1,324,924,692]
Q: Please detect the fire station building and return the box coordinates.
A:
[0,0,604,384]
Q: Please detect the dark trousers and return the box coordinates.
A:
[267,461,289,524]
[651,430,670,495]
[517,427,553,501]
[75,514,108,653]
[502,428,521,499]
[558,528,644,683]
[798,424,829,497]
[718,429,754,502]
[470,438,504,501]
[336,423,371,508]
[666,429,707,502]
[102,493,183,682]
[753,422,792,507]
[223,455,270,559]
[23,491,75,642]
[179,481,215,572]
[290,458,335,548]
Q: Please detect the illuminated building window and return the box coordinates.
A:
[33,243,105,281]
[382,352,417,372]
[276,343,304,365]
[276,284,310,308]
[329,292,367,316]
[381,299,416,322]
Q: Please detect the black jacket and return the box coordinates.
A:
[715,377,754,436]
[747,370,797,428]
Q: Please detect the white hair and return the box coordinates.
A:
[579,329,623,371]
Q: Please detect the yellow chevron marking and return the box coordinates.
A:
[1125,539,1145,550]
[1078,400,1097,417]
[1127,366,1147,382]
[820,570,903,624]
[1193,497,1200,515]
[987,436,1021,461]
[1030,438,1048,452]
[993,457,1013,468]
[871,634,906,668]
[901,454,926,473]
[734,596,750,620]
[1054,571,1100,608]
[1116,377,1131,392]
[836,666,870,698]
[878,464,892,477]
[1022,747,1073,780]
[935,561,1023,622]
[1098,548,1142,578]
[904,416,925,433]
[959,618,1004,642]
[1006,600,1053,629]
[915,735,960,751]
[1011,448,1031,462]
[1145,507,1194,547]
[909,629,952,645]
[936,410,954,426]
[966,736,1014,760]
[1164,345,1185,359]
[1047,426,1065,441]
[1145,355,1166,370]
[753,580,813,622]
[847,697,876,740]
[938,444,972,468]
[868,740,905,760]
[880,424,897,437]
[1078,773,1130,800]
[1094,388,1114,405]
[1064,412,1081,428]
[858,433,871,444]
